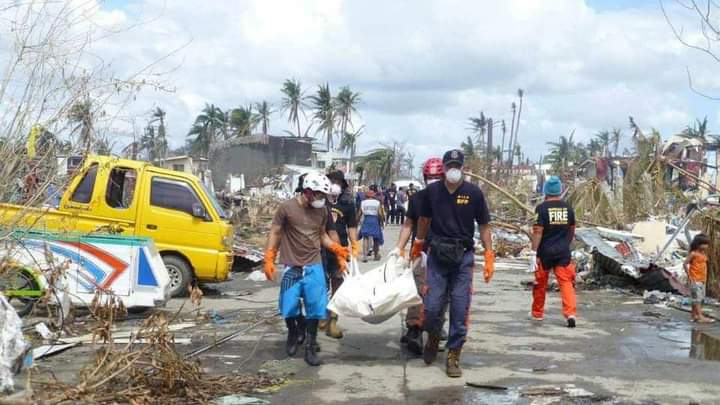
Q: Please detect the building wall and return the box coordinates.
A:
[210,135,312,189]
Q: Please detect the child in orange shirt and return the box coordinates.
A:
[683,234,714,323]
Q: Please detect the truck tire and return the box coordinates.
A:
[162,255,193,297]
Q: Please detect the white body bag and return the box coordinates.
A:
[327,255,422,324]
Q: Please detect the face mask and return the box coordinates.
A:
[445,168,463,183]
[426,178,441,185]
[311,198,326,208]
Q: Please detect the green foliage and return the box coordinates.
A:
[280,79,308,137]
[309,83,336,149]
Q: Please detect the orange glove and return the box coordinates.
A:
[351,240,361,259]
[263,248,277,281]
[411,239,425,259]
[328,243,349,273]
[484,250,495,283]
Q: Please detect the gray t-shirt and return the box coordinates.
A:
[272,197,327,266]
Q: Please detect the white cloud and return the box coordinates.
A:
[6,0,718,164]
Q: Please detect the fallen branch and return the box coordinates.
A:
[465,171,599,226]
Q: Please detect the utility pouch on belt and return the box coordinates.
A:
[430,237,471,268]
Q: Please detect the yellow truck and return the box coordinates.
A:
[0,156,234,296]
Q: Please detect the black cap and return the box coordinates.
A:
[443,149,465,166]
[326,170,348,188]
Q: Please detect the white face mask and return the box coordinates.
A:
[445,168,463,183]
[311,198,326,209]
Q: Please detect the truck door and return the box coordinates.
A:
[97,166,138,234]
[137,176,221,278]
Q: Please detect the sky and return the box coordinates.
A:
[9,0,720,165]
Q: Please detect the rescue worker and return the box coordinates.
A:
[392,157,445,356]
[263,172,350,366]
[320,170,360,339]
[530,175,577,328]
[414,149,495,378]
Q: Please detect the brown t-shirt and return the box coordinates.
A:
[272,197,327,266]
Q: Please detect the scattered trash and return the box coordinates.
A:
[465,382,509,391]
[245,270,268,282]
[34,322,54,340]
[215,395,271,405]
[32,343,79,360]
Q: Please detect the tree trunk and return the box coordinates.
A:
[499,120,506,173]
[513,94,523,165]
[508,106,516,166]
[486,118,493,179]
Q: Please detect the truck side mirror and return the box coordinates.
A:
[192,203,209,220]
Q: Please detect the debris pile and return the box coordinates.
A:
[33,313,284,404]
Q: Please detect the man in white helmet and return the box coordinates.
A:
[264,172,350,366]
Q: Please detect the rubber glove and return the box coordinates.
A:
[328,243,349,273]
[484,250,495,283]
[528,251,538,273]
[351,240,361,259]
[389,247,408,268]
[411,239,425,259]
[263,248,277,281]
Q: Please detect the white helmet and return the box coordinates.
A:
[328,183,341,204]
[303,172,332,194]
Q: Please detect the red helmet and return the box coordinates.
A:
[423,157,444,178]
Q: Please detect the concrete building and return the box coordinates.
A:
[160,155,208,175]
[209,134,313,189]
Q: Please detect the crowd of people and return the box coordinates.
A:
[261,147,711,377]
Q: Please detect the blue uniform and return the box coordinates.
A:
[420,180,490,350]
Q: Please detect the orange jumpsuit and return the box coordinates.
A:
[532,197,577,319]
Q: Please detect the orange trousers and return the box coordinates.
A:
[532,261,577,319]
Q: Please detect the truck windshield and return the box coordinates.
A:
[201,182,228,220]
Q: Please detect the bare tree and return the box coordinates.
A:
[0,1,180,238]
[661,0,720,99]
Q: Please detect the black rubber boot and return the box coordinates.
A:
[296,315,307,345]
[304,320,322,366]
[406,326,424,356]
[285,318,299,357]
[424,333,441,365]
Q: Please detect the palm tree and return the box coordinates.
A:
[359,147,396,185]
[610,127,622,156]
[546,131,577,173]
[254,101,273,135]
[403,151,415,178]
[335,86,361,139]
[594,130,611,157]
[150,107,168,161]
[229,105,259,137]
[340,125,365,170]
[460,135,476,158]
[68,99,94,152]
[187,103,225,157]
[281,79,308,137]
[681,117,710,143]
[468,112,486,153]
[309,83,336,149]
[588,139,603,157]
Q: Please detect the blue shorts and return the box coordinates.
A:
[279,262,328,320]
